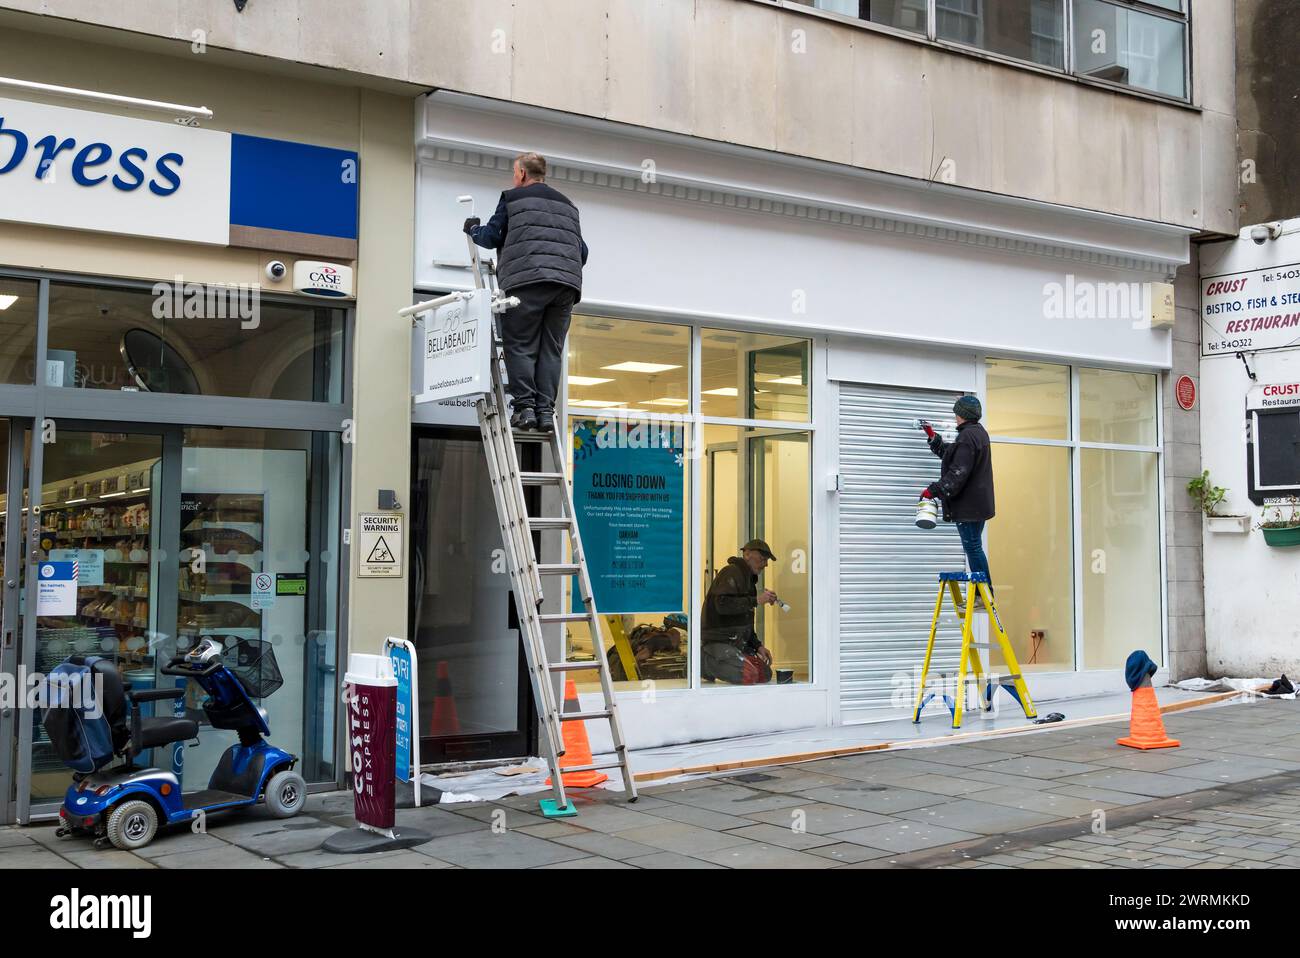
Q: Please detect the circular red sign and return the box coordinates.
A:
[1176,375,1196,410]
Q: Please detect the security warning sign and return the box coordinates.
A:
[357,513,403,578]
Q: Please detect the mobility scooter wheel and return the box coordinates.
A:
[264,770,307,818]
[105,800,159,850]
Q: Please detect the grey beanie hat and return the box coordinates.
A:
[954,395,982,421]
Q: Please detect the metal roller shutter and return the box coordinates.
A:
[838,383,970,721]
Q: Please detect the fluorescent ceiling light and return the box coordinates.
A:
[65,497,88,505]
[568,399,626,408]
[0,295,17,310]
[99,491,126,499]
[601,362,681,374]
[764,376,805,386]
[644,397,690,407]
[567,376,613,387]
[702,387,739,397]
[132,487,151,493]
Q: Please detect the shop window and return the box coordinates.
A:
[176,426,341,783]
[986,444,1074,672]
[701,329,810,422]
[988,358,1163,676]
[1080,367,1157,446]
[46,283,344,402]
[701,424,811,686]
[986,358,1070,439]
[564,315,692,690]
[0,276,38,384]
[1081,448,1161,669]
[566,315,689,414]
[564,415,691,693]
[1071,0,1186,99]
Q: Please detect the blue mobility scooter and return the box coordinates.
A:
[44,636,307,851]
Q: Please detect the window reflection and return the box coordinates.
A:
[47,283,344,401]
[701,329,810,422]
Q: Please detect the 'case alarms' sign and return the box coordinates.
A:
[293,261,353,298]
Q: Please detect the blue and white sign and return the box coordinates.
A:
[388,642,414,783]
[0,95,230,244]
[251,572,275,611]
[49,549,103,587]
[37,560,78,616]
[571,420,686,614]
[0,97,358,251]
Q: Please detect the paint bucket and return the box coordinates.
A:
[915,497,939,530]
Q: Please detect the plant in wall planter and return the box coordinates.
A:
[1186,471,1249,534]
[1256,497,1300,548]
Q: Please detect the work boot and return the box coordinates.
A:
[509,407,537,432]
[534,409,555,434]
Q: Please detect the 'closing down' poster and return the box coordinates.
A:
[571,420,684,614]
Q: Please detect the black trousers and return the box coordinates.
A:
[500,281,577,415]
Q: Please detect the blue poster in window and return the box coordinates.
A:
[571,419,685,614]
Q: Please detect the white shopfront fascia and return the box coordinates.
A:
[414,92,1188,748]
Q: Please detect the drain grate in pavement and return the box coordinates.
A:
[730,772,778,783]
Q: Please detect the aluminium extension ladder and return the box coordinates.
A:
[464,231,637,817]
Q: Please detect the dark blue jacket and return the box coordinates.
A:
[927,421,996,522]
[469,182,589,294]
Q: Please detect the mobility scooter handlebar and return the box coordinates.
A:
[160,655,224,679]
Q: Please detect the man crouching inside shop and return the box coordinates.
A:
[700,539,780,684]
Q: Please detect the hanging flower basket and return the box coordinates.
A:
[1262,525,1300,548]
[1257,497,1300,547]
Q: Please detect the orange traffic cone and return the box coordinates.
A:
[545,678,609,788]
[430,660,460,735]
[1117,685,1180,750]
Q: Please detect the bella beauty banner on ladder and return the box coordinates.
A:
[570,419,685,614]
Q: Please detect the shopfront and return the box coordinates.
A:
[0,29,363,822]
[411,91,1190,751]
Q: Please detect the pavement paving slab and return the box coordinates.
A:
[8,695,1300,870]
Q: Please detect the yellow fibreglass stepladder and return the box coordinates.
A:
[912,571,1037,728]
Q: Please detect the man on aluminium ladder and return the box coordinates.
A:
[464,151,589,434]
[919,394,996,591]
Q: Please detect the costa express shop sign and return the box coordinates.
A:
[0,96,357,249]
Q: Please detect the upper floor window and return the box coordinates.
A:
[785,0,1189,101]
[1072,0,1187,99]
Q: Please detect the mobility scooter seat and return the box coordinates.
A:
[137,716,200,749]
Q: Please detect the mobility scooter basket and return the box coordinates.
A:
[219,636,283,699]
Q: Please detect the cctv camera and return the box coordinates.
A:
[266,260,287,282]
[1250,222,1283,245]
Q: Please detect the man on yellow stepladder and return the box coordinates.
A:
[920,395,995,591]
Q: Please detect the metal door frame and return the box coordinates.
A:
[0,417,29,825]
[11,420,181,823]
